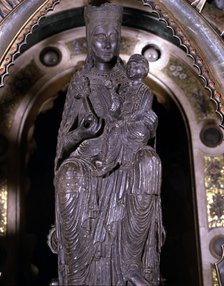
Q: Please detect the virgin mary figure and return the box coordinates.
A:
[54,2,165,285]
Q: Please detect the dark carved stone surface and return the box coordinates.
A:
[52,2,165,285]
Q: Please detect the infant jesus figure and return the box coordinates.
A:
[94,53,158,177]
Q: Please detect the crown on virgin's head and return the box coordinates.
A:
[84,1,123,26]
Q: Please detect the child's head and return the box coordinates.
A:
[126,54,149,81]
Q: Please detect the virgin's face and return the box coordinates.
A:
[91,24,120,64]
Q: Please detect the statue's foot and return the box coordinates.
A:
[127,273,151,286]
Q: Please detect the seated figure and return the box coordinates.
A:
[53,2,165,286]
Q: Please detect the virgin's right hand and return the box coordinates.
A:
[79,113,102,137]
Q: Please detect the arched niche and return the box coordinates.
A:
[0,1,224,285]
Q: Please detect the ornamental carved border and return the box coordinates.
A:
[0,0,60,87]
[142,0,224,127]
[0,0,223,126]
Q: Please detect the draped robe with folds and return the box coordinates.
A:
[54,62,165,286]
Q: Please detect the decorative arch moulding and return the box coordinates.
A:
[0,0,60,85]
[0,0,224,126]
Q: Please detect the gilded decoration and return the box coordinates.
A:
[143,0,224,124]
[0,61,43,131]
[165,59,216,121]
[0,0,60,87]
[205,155,224,229]
[0,175,7,236]
[215,244,224,286]
[0,1,223,128]
[212,265,219,286]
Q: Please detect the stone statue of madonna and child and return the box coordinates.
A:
[52,1,165,285]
